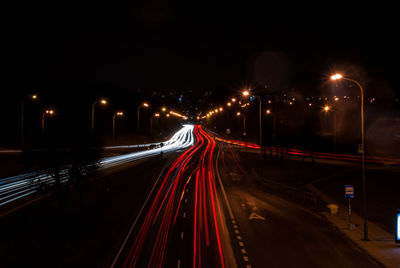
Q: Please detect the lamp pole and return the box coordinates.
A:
[92,99,107,133]
[331,74,368,240]
[42,110,54,137]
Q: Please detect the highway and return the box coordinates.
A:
[0,125,379,267]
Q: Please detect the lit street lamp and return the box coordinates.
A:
[323,105,337,153]
[137,102,149,131]
[42,109,54,136]
[242,89,263,149]
[92,99,107,132]
[151,113,160,132]
[331,73,368,240]
[21,94,38,145]
[113,111,124,140]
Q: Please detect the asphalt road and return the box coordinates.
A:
[217,142,379,268]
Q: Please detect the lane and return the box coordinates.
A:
[114,125,236,268]
[0,125,194,209]
[215,141,379,268]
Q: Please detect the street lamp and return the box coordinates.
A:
[137,102,149,130]
[151,113,160,131]
[331,73,368,240]
[21,94,39,145]
[323,105,337,153]
[161,107,167,112]
[42,109,54,136]
[92,99,107,132]
[113,111,124,140]
[266,109,276,138]
[242,89,263,148]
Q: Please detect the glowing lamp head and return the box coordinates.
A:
[154,113,160,117]
[242,90,250,97]
[162,107,167,112]
[143,102,149,107]
[227,102,231,106]
[166,114,170,117]
[331,74,343,80]
[100,99,107,104]
[215,109,218,113]
[45,109,54,115]
[117,112,124,116]
[266,109,271,114]
[231,98,236,102]
[219,107,223,111]
[236,112,241,116]
[32,94,38,100]
[324,106,330,112]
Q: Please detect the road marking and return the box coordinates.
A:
[248,212,265,221]
[232,220,236,224]
[185,198,187,203]
[237,235,242,240]
[243,256,249,262]
[246,265,252,268]
[177,259,181,268]
[180,232,184,239]
[241,248,247,254]
[110,161,173,268]
[234,229,240,234]
[233,225,238,229]
[183,212,186,218]
[239,241,244,247]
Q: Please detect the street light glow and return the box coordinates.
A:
[324,105,330,112]
[162,107,167,112]
[117,112,124,116]
[32,94,38,100]
[236,112,241,116]
[155,113,160,117]
[331,74,343,80]
[143,102,149,107]
[242,90,250,96]
[227,102,231,106]
[101,99,107,104]
[266,109,271,114]
[219,107,223,111]
[45,109,54,114]
[231,98,236,102]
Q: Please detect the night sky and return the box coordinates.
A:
[2,1,400,143]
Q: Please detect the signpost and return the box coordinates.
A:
[345,185,355,230]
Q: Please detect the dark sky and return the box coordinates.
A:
[4,1,400,93]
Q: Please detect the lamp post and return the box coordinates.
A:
[21,94,38,145]
[151,113,160,132]
[243,90,263,155]
[113,112,124,140]
[331,73,368,240]
[323,105,337,153]
[42,109,54,136]
[137,102,149,131]
[92,99,107,133]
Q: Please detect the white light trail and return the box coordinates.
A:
[0,125,194,208]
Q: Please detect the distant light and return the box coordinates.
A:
[227,102,231,106]
[268,100,271,104]
[331,74,343,80]
[215,109,218,113]
[162,107,167,112]
[155,113,160,117]
[101,99,107,104]
[308,103,312,106]
[32,94,38,100]
[289,101,293,105]
[45,109,54,115]
[231,98,236,102]
[335,97,339,101]
[166,114,170,117]
[117,112,124,116]
[242,90,250,96]
[219,107,223,111]
[236,112,241,116]
[143,102,149,107]
[324,105,330,112]
[266,109,271,114]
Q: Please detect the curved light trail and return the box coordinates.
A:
[0,125,194,208]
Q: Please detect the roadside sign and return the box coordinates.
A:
[345,185,354,199]
[396,209,400,243]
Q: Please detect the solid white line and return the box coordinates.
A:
[215,147,235,220]
[110,160,173,268]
